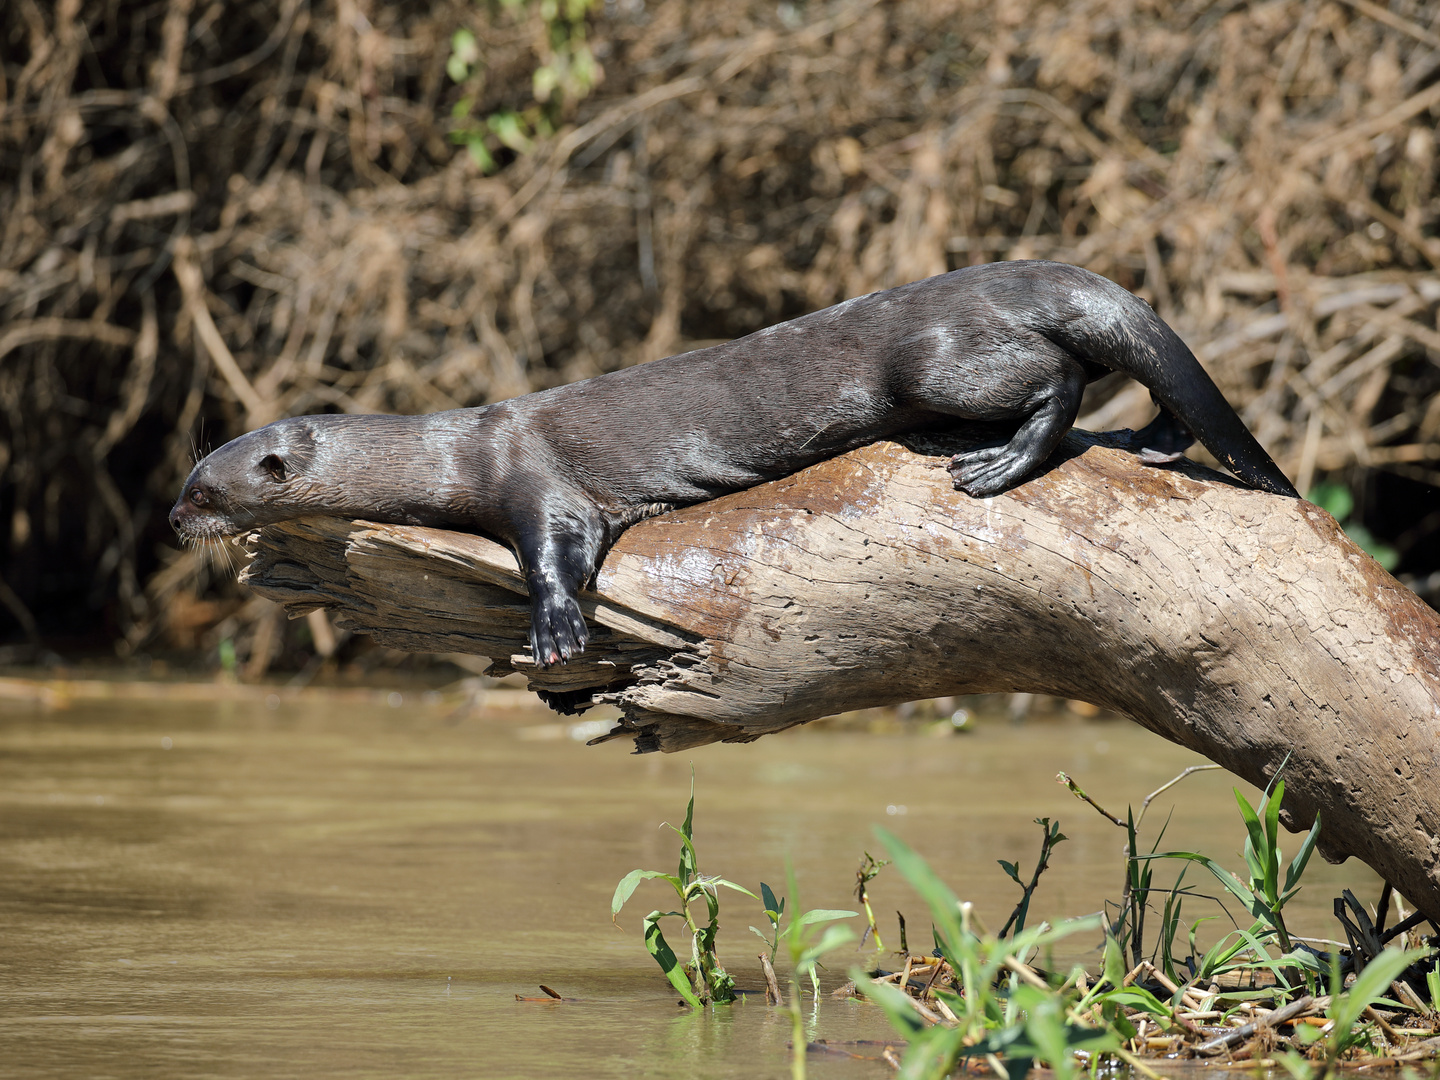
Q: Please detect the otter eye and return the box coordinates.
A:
[259,454,287,482]
[188,487,208,507]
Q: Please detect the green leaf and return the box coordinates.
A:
[760,882,782,918]
[695,884,720,926]
[978,987,1117,1078]
[680,775,695,840]
[532,64,559,103]
[1232,925,1295,987]
[1014,915,1102,954]
[1307,483,1353,522]
[643,911,701,1008]
[1195,923,1253,980]
[1275,947,1325,975]
[673,769,697,882]
[797,923,856,967]
[1006,984,1117,1080]
[708,877,759,901]
[1102,932,1126,990]
[998,859,1022,885]
[464,136,494,173]
[1096,985,1175,1023]
[447,29,479,83]
[486,111,534,153]
[1234,788,1269,887]
[611,868,679,919]
[797,908,858,925]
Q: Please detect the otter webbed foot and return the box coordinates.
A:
[526,577,589,667]
[945,444,1032,497]
[513,505,606,668]
[944,378,1084,497]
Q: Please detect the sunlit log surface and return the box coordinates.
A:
[241,430,1440,920]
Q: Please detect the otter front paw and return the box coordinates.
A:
[528,591,589,667]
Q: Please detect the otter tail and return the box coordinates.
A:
[1038,265,1299,498]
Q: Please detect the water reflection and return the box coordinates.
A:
[0,684,1376,1078]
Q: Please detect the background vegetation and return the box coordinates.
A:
[2,0,1438,672]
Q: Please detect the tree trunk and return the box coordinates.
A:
[241,430,1440,920]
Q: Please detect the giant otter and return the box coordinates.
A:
[170,260,1298,666]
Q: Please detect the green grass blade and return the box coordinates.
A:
[1102,932,1126,990]
[1233,789,1270,886]
[1097,986,1175,1024]
[1125,807,1140,886]
[1263,781,1284,901]
[1153,850,1266,921]
[1232,925,1302,987]
[676,769,698,881]
[1197,931,1264,981]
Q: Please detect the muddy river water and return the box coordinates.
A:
[0,682,1376,1078]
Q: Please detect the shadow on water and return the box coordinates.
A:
[0,683,1377,1078]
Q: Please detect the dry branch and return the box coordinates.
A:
[5,0,1440,651]
[240,431,1440,920]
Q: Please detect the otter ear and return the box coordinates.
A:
[259,454,288,483]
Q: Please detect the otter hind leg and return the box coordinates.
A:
[945,370,1087,497]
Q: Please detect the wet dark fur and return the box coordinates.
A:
[171,261,1298,665]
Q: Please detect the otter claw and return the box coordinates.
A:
[529,595,589,668]
[947,447,1022,497]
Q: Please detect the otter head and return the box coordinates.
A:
[169,418,319,542]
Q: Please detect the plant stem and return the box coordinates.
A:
[790,984,806,1080]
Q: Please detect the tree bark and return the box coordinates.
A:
[241,430,1440,920]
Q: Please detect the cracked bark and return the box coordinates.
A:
[240,430,1440,920]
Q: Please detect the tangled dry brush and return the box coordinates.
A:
[2,0,1439,666]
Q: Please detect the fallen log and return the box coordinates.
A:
[240,429,1440,919]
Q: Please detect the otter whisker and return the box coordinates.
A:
[216,537,236,576]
